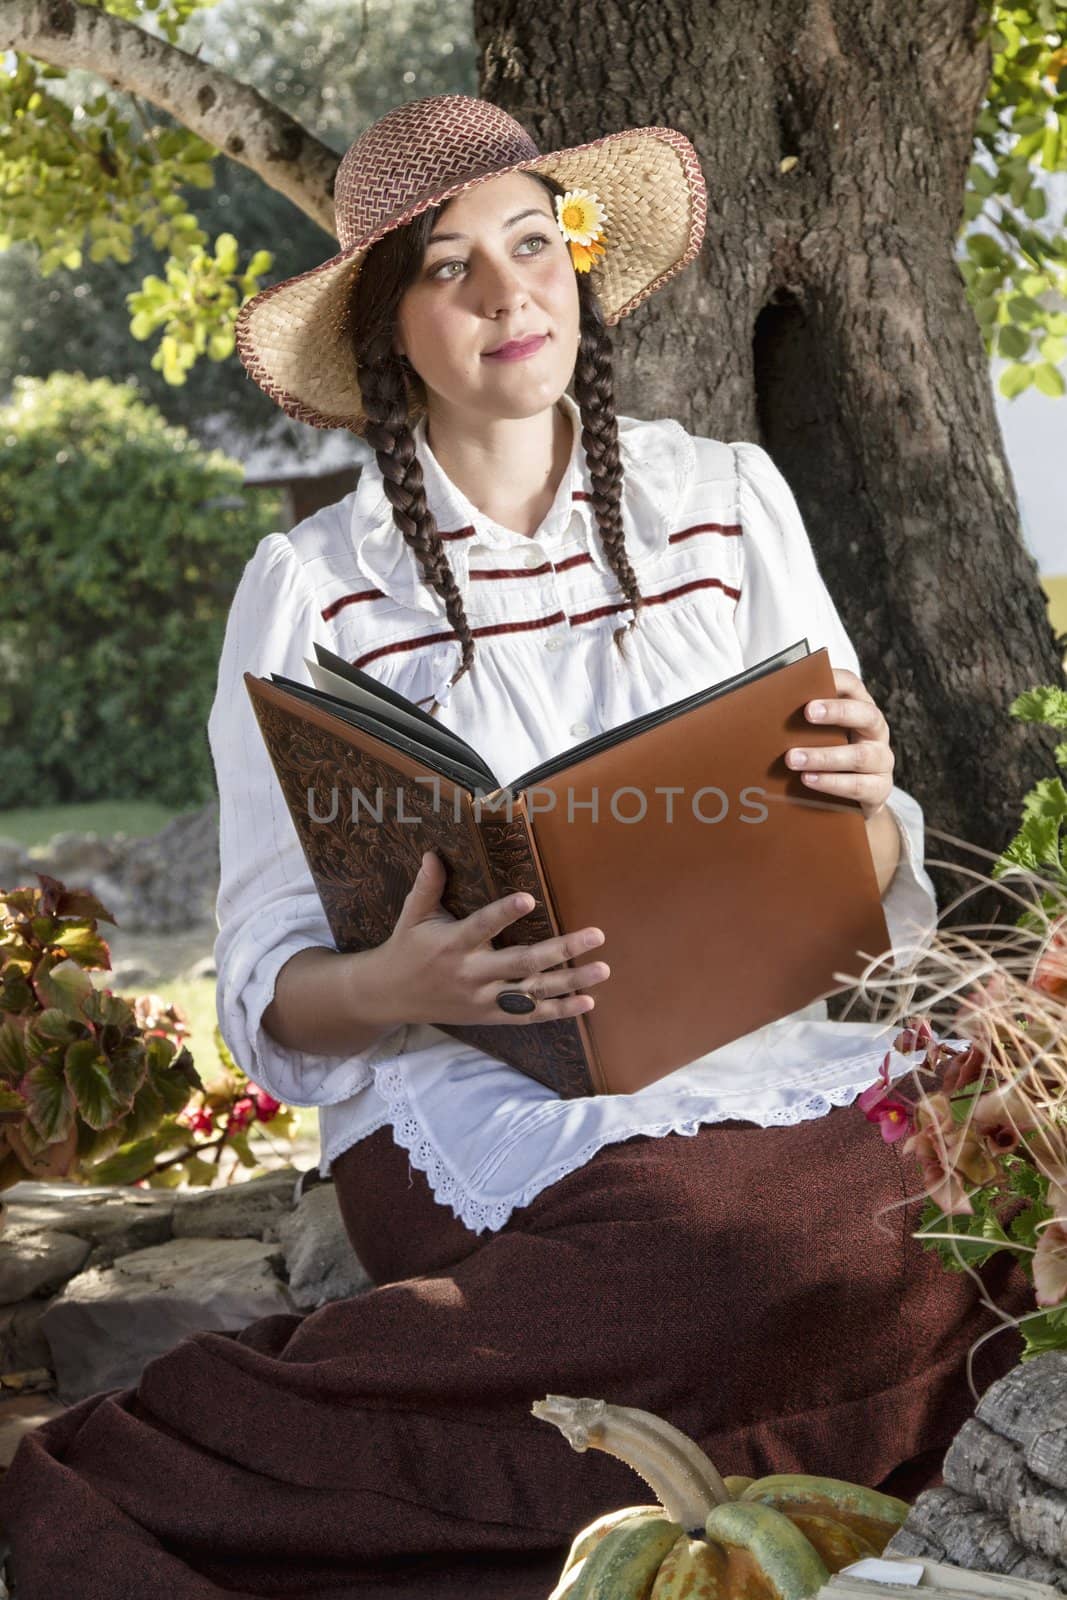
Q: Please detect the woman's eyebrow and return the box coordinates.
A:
[426,207,553,246]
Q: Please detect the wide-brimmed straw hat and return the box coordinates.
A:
[234,93,707,435]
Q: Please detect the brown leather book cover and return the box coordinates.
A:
[243,643,891,1098]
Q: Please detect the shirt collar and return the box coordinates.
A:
[350,388,695,618]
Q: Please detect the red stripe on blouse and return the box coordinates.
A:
[350,577,740,669]
[668,522,741,542]
[321,588,385,620]
[570,576,740,626]
[352,611,569,670]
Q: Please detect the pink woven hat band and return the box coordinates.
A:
[234,93,709,435]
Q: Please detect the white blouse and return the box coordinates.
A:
[208,389,946,1234]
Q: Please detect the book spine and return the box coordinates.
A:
[472,793,596,1098]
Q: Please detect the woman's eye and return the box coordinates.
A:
[429,234,552,280]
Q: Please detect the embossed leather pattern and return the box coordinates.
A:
[247,678,596,1096]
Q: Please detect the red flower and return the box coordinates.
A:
[253,1090,282,1122]
[228,1096,255,1131]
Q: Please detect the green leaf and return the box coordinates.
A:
[1007,293,1045,323]
[999,324,1030,358]
[0,1021,29,1083]
[182,1153,220,1187]
[90,1140,161,1185]
[64,1038,123,1130]
[23,1006,81,1058]
[1021,775,1067,824]
[0,1083,27,1113]
[23,1055,74,1142]
[33,957,94,1017]
[52,922,111,969]
[1000,362,1035,396]
[1034,362,1066,397]
[1009,686,1067,727]
[226,1128,260,1169]
[966,233,1005,267]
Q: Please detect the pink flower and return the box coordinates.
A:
[857,1074,915,1142]
[968,1083,1039,1157]
[902,1123,975,1214]
[893,1019,934,1054]
[940,1041,987,1094]
[1031,916,1067,1000]
[871,1096,915,1143]
[900,1093,999,1215]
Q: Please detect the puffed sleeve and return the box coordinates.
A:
[207,532,408,1106]
[730,441,938,970]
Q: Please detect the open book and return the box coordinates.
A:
[243,640,890,1097]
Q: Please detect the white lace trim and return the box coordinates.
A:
[368,1062,877,1236]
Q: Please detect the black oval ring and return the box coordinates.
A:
[496,989,537,1015]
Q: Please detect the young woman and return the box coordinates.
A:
[0,94,1033,1600]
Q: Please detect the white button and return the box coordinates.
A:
[524,549,542,569]
[545,637,563,651]
[570,721,590,737]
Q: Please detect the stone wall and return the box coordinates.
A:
[0,1168,370,1405]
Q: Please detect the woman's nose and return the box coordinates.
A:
[480,258,528,315]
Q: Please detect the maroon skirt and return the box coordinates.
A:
[0,1099,1033,1599]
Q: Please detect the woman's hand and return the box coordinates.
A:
[374,849,611,1027]
[785,666,894,821]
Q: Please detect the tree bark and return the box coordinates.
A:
[0,0,340,236]
[474,0,1065,925]
[885,1352,1067,1591]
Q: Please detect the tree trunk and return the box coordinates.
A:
[474,0,1065,928]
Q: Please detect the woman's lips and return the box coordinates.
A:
[483,334,548,362]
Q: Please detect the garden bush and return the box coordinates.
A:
[0,372,281,808]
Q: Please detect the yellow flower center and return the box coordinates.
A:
[562,203,586,230]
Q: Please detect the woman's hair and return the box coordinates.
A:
[348,170,646,715]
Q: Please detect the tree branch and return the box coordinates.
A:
[0,0,342,238]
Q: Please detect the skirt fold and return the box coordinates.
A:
[0,1101,1034,1598]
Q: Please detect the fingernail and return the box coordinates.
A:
[788,750,807,768]
[808,702,826,719]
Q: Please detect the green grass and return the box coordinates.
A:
[0,800,188,849]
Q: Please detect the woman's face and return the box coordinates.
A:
[394,171,580,427]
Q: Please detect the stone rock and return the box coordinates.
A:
[107,958,161,989]
[0,839,24,882]
[181,954,217,981]
[0,1299,55,1376]
[0,1229,90,1304]
[41,1236,294,1403]
[1,1180,178,1271]
[12,799,220,934]
[277,1182,372,1311]
[172,1166,299,1242]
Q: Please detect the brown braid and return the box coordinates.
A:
[348,171,643,713]
[352,338,475,717]
[571,267,644,655]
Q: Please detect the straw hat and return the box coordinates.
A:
[234,93,707,435]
